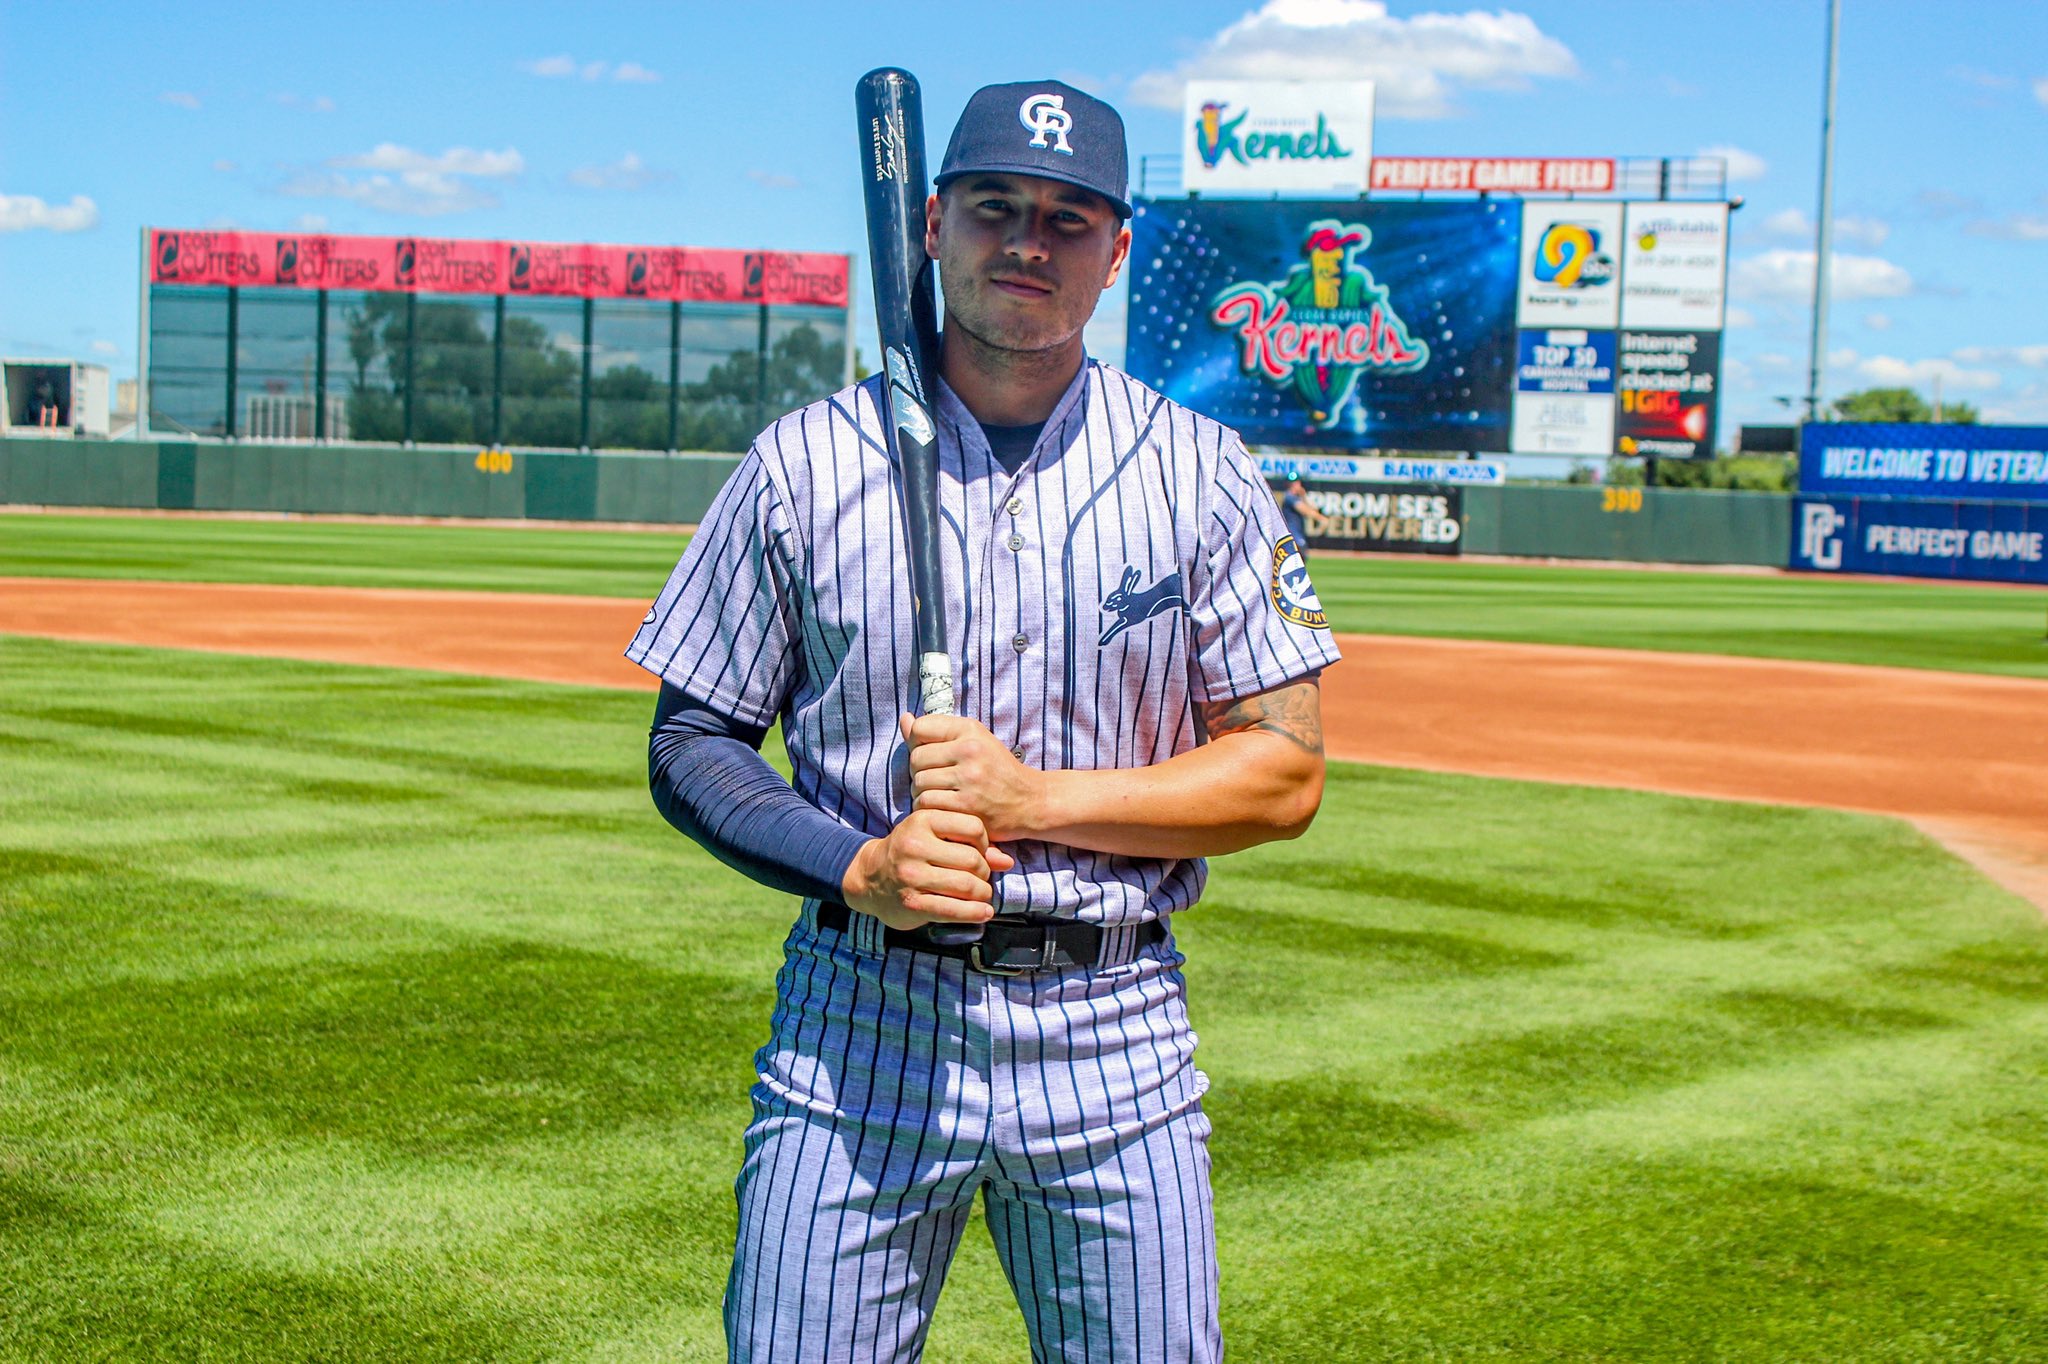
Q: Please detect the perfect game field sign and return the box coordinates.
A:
[1125,197,1728,457]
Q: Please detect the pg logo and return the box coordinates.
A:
[1018,93,1074,155]
[1800,502,1845,570]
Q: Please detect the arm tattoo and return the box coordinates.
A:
[1197,679,1323,757]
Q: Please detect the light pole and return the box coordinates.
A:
[1805,0,1842,422]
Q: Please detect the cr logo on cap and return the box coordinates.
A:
[1018,93,1075,155]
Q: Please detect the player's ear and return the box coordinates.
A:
[1101,224,1132,289]
[924,192,942,261]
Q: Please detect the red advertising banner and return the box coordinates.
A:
[148,229,850,307]
[1369,157,1615,194]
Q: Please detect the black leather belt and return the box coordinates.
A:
[815,902,1164,976]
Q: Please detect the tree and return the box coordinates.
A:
[1829,386,1979,424]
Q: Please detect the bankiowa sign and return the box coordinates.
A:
[1259,455,1506,485]
[147,228,850,307]
[1182,80,1374,195]
[1800,423,2048,503]
[1371,157,1614,194]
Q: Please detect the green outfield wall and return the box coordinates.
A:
[2,439,1790,567]
[1459,485,1790,566]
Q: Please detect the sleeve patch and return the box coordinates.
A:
[1270,536,1329,629]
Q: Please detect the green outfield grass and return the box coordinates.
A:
[3,636,2045,1361]
[4,510,2044,676]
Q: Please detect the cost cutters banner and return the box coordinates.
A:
[1126,198,1519,450]
[148,228,850,307]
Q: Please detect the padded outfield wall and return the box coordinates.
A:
[2,438,1789,567]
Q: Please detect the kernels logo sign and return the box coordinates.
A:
[393,239,417,288]
[1193,101,1351,171]
[1182,80,1374,195]
[1209,220,1428,430]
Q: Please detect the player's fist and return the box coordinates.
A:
[901,712,1046,843]
[841,807,1018,932]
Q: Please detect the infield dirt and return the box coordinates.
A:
[4,574,2044,911]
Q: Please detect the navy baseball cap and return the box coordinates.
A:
[935,80,1131,218]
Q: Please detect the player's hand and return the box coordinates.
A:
[841,808,1017,932]
[901,712,1047,843]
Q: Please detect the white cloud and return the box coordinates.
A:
[1953,343,2048,367]
[1759,207,1889,248]
[212,158,237,173]
[281,145,522,217]
[331,144,523,177]
[1730,248,1913,302]
[747,169,800,190]
[282,171,500,216]
[1762,207,1806,236]
[567,152,669,191]
[2035,76,2048,107]
[1966,212,2048,241]
[159,91,200,110]
[0,193,99,233]
[1698,143,1766,182]
[1863,312,1892,331]
[1850,354,2000,392]
[90,339,119,357]
[275,93,337,112]
[524,54,658,83]
[1949,66,2015,90]
[1128,0,1578,119]
[1723,305,1754,328]
[292,212,330,232]
[1914,188,1980,217]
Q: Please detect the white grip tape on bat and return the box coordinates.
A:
[918,651,955,717]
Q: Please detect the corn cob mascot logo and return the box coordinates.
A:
[1210,220,1430,430]
[1194,101,1243,169]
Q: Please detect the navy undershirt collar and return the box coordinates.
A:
[979,421,1045,475]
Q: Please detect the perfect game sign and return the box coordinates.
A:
[1126,199,1519,452]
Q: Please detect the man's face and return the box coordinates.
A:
[927,173,1131,356]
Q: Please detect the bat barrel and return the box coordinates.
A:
[856,67,950,699]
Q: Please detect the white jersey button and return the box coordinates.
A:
[1007,533,1025,552]
[1012,634,1030,653]
[1006,496,1024,516]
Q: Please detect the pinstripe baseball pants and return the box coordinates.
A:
[724,904,1221,1363]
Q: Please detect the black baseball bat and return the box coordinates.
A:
[855,67,952,720]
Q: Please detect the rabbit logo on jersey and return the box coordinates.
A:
[1270,535,1328,628]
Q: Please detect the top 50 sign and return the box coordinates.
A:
[1182,80,1375,195]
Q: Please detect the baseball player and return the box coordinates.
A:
[627,79,1340,1363]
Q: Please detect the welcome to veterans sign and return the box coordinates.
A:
[1800,423,2048,502]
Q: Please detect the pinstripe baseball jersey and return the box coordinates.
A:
[625,358,1341,926]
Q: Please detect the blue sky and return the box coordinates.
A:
[5,0,2047,434]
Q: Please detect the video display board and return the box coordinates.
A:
[1127,197,1727,456]
[1127,198,1520,452]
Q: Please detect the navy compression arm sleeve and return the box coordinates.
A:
[647,683,871,904]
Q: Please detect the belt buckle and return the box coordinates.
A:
[968,927,1049,977]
